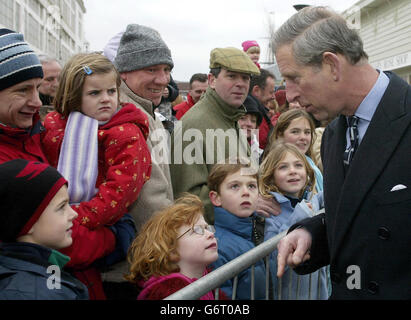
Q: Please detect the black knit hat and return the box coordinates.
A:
[243,95,263,126]
[0,29,44,91]
[0,159,67,242]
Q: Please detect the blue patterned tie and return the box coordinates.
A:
[343,116,359,167]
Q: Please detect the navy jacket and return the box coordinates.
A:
[0,242,88,300]
[211,207,268,300]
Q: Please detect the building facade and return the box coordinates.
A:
[0,0,87,65]
[344,0,411,83]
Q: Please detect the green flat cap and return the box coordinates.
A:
[210,47,260,75]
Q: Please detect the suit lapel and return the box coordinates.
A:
[330,73,411,254]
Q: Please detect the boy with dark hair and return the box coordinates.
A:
[208,159,269,299]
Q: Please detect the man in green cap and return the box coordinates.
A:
[170,47,260,224]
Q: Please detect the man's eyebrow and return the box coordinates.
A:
[13,84,34,91]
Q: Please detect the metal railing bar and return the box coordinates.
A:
[250,264,255,300]
[232,276,238,300]
[288,268,293,300]
[265,255,270,300]
[164,230,288,300]
[308,273,312,300]
[296,272,301,299]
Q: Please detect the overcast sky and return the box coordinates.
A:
[83,0,359,82]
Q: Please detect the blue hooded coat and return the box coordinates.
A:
[264,191,329,300]
[211,207,269,300]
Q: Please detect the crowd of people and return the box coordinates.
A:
[0,5,410,301]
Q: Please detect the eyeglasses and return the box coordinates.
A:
[177,224,216,239]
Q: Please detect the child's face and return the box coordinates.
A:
[176,215,218,273]
[273,151,307,198]
[210,170,258,218]
[26,185,78,250]
[282,117,312,155]
[247,47,260,64]
[288,101,303,110]
[238,114,258,139]
[81,72,119,122]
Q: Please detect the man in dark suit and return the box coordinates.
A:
[274,6,411,299]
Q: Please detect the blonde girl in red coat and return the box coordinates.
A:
[42,53,152,299]
[42,53,151,230]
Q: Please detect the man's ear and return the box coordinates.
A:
[120,72,128,81]
[208,73,216,88]
[322,52,341,81]
[209,190,222,207]
[251,85,261,98]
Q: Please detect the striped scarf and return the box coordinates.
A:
[57,112,99,205]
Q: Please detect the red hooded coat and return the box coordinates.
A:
[42,103,152,229]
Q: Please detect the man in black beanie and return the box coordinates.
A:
[0,159,88,299]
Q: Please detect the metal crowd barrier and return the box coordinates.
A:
[165,210,330,300]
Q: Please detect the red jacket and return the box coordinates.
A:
[173,94,195,120]
[258,117,271,150]
[42,103,152,229]
[61,220,115,300]
[138,270,228,300]
[0,115,115,268]
[0,114,48,163]
[0,113,116,299]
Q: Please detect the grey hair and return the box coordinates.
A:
[37,54,60,65]
[272,6,368,67]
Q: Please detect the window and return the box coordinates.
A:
[15,1,21,32]
[47,32,58,57]
[0,0,14,30]
[25,13,41,48]
[27,0,41,17]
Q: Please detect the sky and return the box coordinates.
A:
[83,0,359,82]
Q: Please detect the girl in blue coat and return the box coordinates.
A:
[208,160,269,300]
[259,142,329,300]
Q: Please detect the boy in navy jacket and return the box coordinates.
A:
[0,159,88,299]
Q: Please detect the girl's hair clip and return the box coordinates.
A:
[83,66,93,75]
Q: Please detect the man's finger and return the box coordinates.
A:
[277,239,292,277]
[277,250,288,278]
[255,209,270,218]
[291,239,310,266]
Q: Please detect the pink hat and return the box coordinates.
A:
[242,40,260,52]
